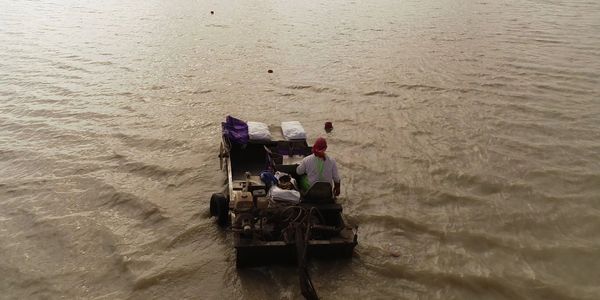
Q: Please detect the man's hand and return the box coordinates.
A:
[334,182,341,196]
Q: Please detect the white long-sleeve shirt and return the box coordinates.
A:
[296,154,340,186]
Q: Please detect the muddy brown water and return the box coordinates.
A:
[1,0,600,299]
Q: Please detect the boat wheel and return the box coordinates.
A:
[215,194,230,227]
[210,193,225,217]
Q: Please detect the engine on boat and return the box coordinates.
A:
[230,191,343,243]
[230,172,270,237]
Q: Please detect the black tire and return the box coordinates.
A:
[216,194,230,227]
[210,193,225,217]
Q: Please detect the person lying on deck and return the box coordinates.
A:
[296,137,341,196]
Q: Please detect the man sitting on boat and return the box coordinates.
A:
[296,137,341,197]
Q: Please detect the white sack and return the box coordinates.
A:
[248,121,271,141]
[281,121,306,140]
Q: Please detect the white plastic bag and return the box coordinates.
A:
[281,121,306,140]
[269,186,301,204]
[248,121,271,141]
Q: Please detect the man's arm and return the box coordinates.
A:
[332,159,340,196]
[334,181,341,196]
[296,158,306,175]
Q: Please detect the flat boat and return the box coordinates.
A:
[209,117,358,270]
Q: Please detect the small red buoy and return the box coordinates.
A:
[267,69,273,73]
[324,121,333,133]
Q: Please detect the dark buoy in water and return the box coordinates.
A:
[324,121,333,133]
[210,11,214,15]
[267,69,273,73]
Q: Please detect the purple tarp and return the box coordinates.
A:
[222,115,248,144]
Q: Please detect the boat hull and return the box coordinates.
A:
[235,233,357,268]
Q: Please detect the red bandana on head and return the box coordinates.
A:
[312,137,327,159]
